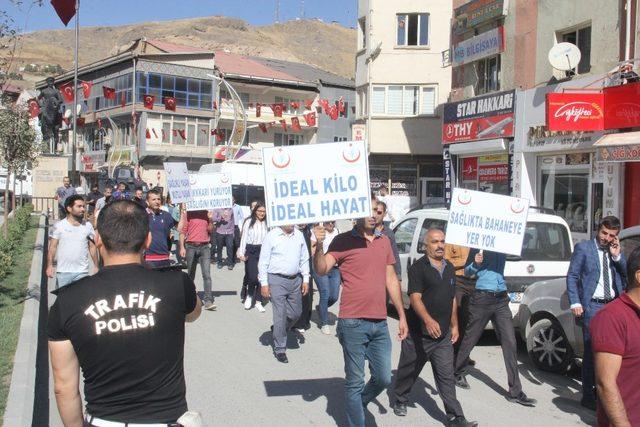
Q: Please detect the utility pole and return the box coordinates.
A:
[275,0,280,24]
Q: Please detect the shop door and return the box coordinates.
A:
[420,178,444,207]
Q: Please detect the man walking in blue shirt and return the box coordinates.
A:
[453,249,537,407]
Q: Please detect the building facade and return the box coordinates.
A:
[355,0,453,206]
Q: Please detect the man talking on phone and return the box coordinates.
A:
[567,216,627,410]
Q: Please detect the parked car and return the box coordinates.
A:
[517,225,640,373]
[392,207,574,322]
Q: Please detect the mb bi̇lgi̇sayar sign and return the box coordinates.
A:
[446,188,530,256]
[263,141,372,227]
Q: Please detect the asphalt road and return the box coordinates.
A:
[49,261,596,427]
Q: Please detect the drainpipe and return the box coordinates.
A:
[626,0,632,60]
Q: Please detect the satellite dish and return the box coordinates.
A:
[548,42,582,71]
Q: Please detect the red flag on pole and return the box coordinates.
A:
[270,103,283,117]
[291,117,302,131]
[80,81,92,99]
[102,86,116,100]
[258,123,268,133]
[304,99,313,110]
[143,94,155,110]
[256,103,261,117]
[303,112,316,126]
[279,119,288,132]
[59,82,74,103]
[163,97,177,111]
[51,0,76,26]
[27,98,40,118]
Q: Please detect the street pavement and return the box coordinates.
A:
[48,261,597,427]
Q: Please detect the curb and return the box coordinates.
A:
[2,214,46,427]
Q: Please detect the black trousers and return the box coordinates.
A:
[454,291,522,398]
[454,280,474,359]
[293,276,313,330]
[393,329,464,418]
[215,232,235,266]
[243,244,262,303]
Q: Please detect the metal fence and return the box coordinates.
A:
[30,197,60,220]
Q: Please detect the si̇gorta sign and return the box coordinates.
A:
[163,162,190,203]
[446,188,530,256]
[262,141,372,227]
[185,173,233,211]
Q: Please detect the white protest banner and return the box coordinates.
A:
[163,162,190,203]
[185,173,233,211]
[446,188,530,256]
[263,140,371,227]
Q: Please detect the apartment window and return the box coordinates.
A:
[334,136,348,142]
[358,17,367,50]
[274,133,303,146]
[396,13,429,46]
[476,55,501,95]
[371,85,437,116]
[560,25,591,74]
[275,96,302,114]
[135,72,214,110]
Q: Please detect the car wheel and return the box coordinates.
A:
[527,318,574,373]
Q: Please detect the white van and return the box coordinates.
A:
[392,207,574,322]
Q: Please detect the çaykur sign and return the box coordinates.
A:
[442,90,515,144]
[546,82,640,131]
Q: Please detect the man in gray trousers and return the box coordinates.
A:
[259,224,310,363]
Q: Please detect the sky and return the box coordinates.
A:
[5,0,357,33]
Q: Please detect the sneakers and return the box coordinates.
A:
[217,263,223,269]
[446,416,478,427]
[296,328,306,334]
[244,296,253,310]
[455,374,470,389]
[393,402,407,417]
[275,353,288,363]
[203,301,217,311]
[321,325,332,335]
[227,264,234,270]
[507,392,537,407]
[255,302,266,313]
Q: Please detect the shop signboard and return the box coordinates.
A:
[524,126,607,153]
[596,144,640,162]
[262,140,371,227]
[352,123,366,141]
[442,89,515,144]
[546,92,605,131]
[443,148,453,207]
[452,26,505,67]
[478,163,508,182]
[446,188,530,256]
[453,0,509,35]
[603,81,640,129]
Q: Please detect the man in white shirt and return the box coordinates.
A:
[47,195,98,288]
[258,225,310,363]
[566,216,627,410]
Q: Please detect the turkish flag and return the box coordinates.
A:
[27,98,40,118]
[290,101,300,110]
[59,82,74,103]
[76,117,85,127]
[163,96,177,111]
[143,94,155,109]
[303,112,316,127]
[178,129,186,140]
[338,97,345,113]
[279,119,288,132]
[304,99,313,110]
[102,86,116,100]
[258,123,268,133]
[270,103,283,117]
[145,129,151,139]
[51,0,76,26]
[291,117,302,131]
[319,99,330,114]
[328,105,339,120]
[256,104,261,117]
[80,81,92,99]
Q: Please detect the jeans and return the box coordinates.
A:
[581,300,605,402]
[56,271,88,289]
[337,318,392,427]
[185,243,213,303]
[215,232,235,266]
[314,267,341,326]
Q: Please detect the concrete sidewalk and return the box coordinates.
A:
[46,261,595,427]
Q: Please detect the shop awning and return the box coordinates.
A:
[448,138,508,156]
[594,131,640,162]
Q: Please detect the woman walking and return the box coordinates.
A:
[310,221,341,334]
[237,202,268,312]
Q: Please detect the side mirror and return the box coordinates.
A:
[417,241,426,253]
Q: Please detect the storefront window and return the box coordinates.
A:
[369,165,389,192]
[540,167,589,234]
[459,154,509,195]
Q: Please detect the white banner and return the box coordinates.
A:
[163,162,191,203]
[446,188,529,256]
[263,141,372,227]
[185,173,233,212]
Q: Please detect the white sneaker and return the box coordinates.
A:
[321,325,332,335]
[244,296,253,310]
[255,302,266,313]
